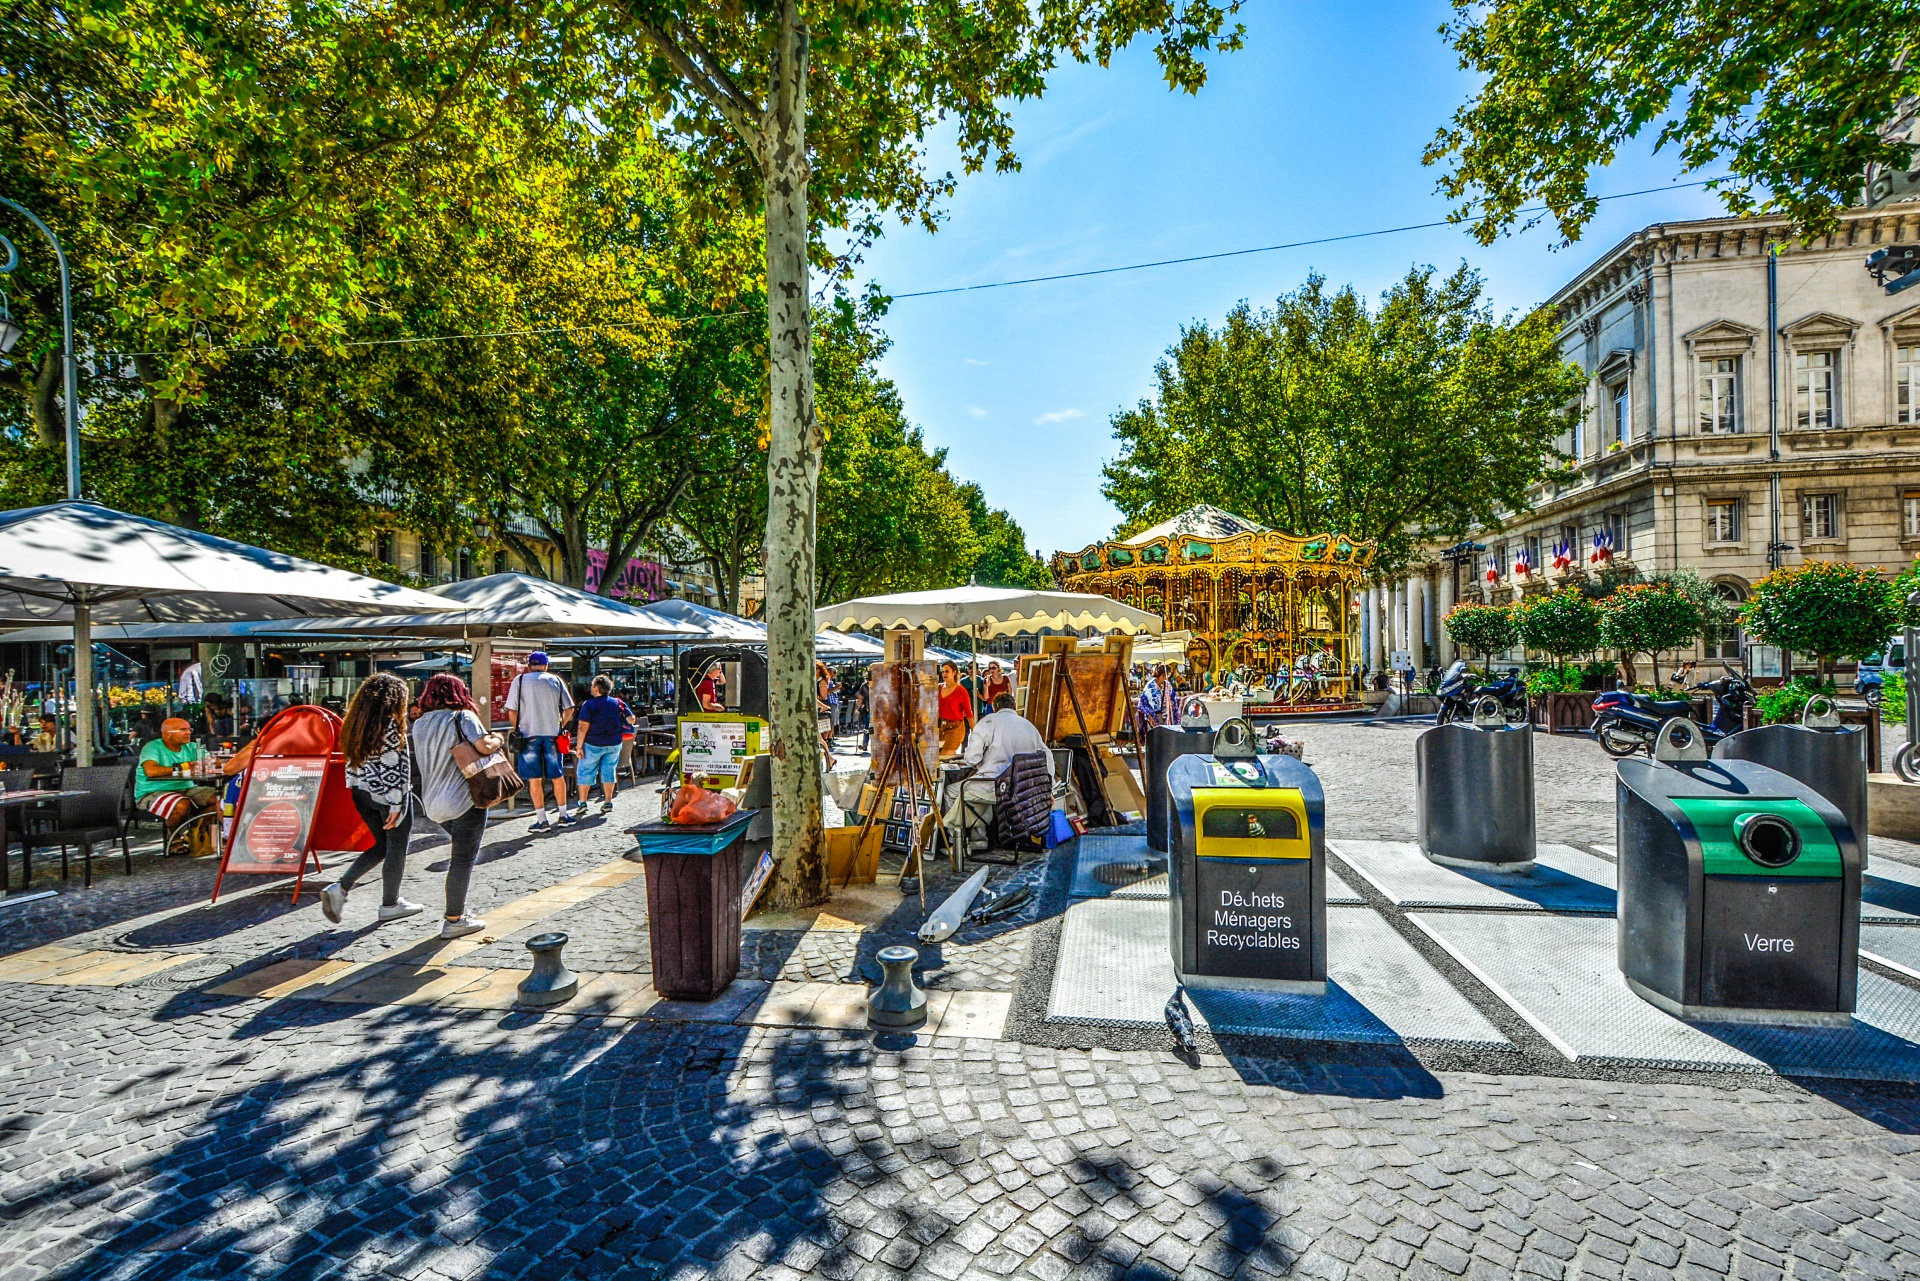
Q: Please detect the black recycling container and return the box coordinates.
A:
[1167,719,1327,994]
[1146,723,1216,853]
[1617,725,1861,1024]
[1415,710,1535,869]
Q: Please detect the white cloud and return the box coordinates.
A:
[966,405,988,418]
[1034,408,1085,425]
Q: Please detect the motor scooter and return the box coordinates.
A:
[1435,660,1529,725]
[1590,675,1753,758]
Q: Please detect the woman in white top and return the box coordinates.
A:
[408,674,499,939]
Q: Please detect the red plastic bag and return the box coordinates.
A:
[556,732,572,757]
[669,784,738,825]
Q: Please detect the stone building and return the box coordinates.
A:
[1367,207,1920,673]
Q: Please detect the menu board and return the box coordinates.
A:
[227,757,327,873]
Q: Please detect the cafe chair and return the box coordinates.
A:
[121,767,189,857]
[37,766,135,889]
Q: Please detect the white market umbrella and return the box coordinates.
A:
[269,573,702,718]
[0,501,460,763]
[817,584,1162,710]
[816,585,1162,638]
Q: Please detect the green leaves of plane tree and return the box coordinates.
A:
[1426,0,1920,244]
[1102,266,1583,575]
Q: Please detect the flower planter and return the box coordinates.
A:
[1534,691,1595,735]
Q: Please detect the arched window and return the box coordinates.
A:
[1706,581,1746,661]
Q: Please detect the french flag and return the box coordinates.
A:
[1552,538,1572,571]
[1590,528,1616,563]
[1514,546,1533,578]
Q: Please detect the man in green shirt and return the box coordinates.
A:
[136,717,219,831]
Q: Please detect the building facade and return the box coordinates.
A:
[1367,207,1920,673]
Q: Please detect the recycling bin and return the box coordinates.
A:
[632,809,752,1000]
[1415,706,1535,869]
[1617,730,1861,1024]
[1712,705,1868,870]
[1146,723,1216,852]
[1167,720,1326,993]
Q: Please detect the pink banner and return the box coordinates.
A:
[585,552,665,602]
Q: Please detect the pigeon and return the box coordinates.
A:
[1164,986,1200,1064]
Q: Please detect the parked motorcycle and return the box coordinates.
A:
[1590,675,1753,758]
[1435,660,1530,725]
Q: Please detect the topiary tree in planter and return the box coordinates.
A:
[1445,601,1517,674]
[1599,582,1701,688]
[1742,560,1903,681]
[1513,587,1602,674]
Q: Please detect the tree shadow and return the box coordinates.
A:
[15,999,893,1281]
[1053,1151,1298,1278]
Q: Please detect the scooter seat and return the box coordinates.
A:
[1628,693,1694,717]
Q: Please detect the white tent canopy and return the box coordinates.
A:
[815,585,1161,639]
[0,501,461,763]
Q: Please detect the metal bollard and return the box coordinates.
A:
[867,945,927,1030]
[517,931,580,1006]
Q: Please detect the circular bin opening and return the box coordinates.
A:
[1735,812,1802,869]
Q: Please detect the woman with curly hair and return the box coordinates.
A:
[322,673,421,926]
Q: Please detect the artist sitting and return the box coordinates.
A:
[942,694,1054,852]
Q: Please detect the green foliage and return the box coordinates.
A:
[1891,553,1920,626]
[1599,583,1702,677]
[1887,672,1908,723]
[1645,567,1734,645]
[959,484,1052,590]
[813,305,982,605]
[1100,267,1582,574]
[1425,0,1920,244]
[1756,676,1839,727]
[1524,664,1584,695]
[1445,601,1517,665]
[1513,589,1601,664]
[1742,561,1903,668]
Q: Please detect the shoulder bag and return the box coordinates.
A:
[451,715,522,808]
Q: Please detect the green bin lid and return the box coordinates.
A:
[1670,797,1842,878]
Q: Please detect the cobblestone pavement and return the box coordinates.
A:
[6,725,1920,1279]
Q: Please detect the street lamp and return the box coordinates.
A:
[0,197,80,499]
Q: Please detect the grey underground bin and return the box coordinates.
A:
[1711,697,1868,869]
[1416,695,1536,870]
[1167,718,1327,994]
[1617,718,1862,1025]
[1146,723,1217,853]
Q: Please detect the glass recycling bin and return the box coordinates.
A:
[1415,701,1535,869]
[1617,722,1862,1025]
[1167,719,1327,994]
[1712,701,1868,870]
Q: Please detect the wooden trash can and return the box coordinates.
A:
[632,811,752,1000]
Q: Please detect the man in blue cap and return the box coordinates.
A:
[505,651,576,830]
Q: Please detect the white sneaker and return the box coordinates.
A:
[377,899,425,923]
[320,882,347,924]
[439,915,487,939]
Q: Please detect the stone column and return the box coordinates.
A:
[1369,585,1386,671]
[1392,581,1408,661]
[1437,567,1456,664]
[1409,573,1427,670]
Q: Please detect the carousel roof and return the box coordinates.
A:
[1118,504,1269,546]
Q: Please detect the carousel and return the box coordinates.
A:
[1053,505,1376,708]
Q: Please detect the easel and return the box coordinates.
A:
[847,661,939,915]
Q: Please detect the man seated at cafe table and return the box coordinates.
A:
[135,717,229,849]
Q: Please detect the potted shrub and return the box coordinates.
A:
[1444,601,1517,676]
[1598,582,1701,688]
[1741,560,1904,684]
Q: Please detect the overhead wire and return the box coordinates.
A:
[888,179,1723,298]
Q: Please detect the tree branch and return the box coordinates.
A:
[634,20,766,156]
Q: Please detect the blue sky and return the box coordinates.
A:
[851,0,1728,559]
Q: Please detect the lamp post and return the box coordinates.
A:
[0,198,89,762]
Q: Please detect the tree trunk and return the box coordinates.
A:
[28,345,61,449]
[758,10,825,911]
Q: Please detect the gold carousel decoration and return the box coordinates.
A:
[1052,505,1376,706]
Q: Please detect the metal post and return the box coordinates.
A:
[1767,243,1783,570]
[0,198,78,499]
[72,591,92,767]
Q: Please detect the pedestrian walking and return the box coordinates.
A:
[322,673,421,925]
[409,674,494,939]
[572,674,635,817]
[504,650,575,831]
